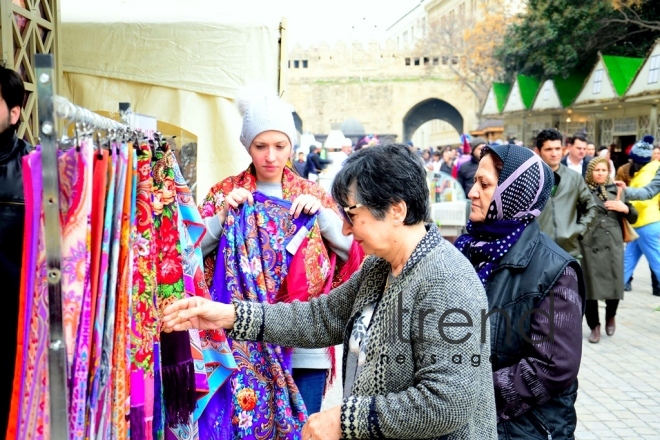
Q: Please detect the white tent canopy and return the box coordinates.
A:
[533,80,562,111]
[481,87,501,116]
[60,0,284,199]
[626,40,660,99]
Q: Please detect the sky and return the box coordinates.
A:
[62,0,422,47]
[272,0,423,46]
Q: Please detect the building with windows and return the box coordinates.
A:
[386,1,428,51]
[483,40,660,157]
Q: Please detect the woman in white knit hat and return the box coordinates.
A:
[196,88,364,438]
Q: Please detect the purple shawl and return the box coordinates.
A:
[201,192,317,439]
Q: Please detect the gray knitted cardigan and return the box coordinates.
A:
[230,225,497,439]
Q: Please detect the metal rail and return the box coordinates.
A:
[34,53,129,440]
[35,52,69,440]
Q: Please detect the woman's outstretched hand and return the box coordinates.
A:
[162,297,236,332]
[301,406,341,440]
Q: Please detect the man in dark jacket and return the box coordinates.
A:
[536,129,597,258]
[293,151,307,176]
[560,133,592,178]
[457,137,487,196]
[305,145,331,181]
[0,65,33,434]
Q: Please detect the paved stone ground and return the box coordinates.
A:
[321,257,660,439]
[575,256,660,439]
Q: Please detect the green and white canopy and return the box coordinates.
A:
[482,82,511,116]
[502,75,542,113]
[574,53,644,105]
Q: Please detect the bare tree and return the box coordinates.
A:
[608,0,660,32]
[419,0,509,115]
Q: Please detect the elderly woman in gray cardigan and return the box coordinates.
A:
[163,144,497,439]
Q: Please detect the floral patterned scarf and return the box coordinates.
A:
[8,148,48,439]
[130,144,160,439]
[200,166,359,297]
[204,192,318,439]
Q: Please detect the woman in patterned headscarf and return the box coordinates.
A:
[581,157,637,343]
[455,144,586,439]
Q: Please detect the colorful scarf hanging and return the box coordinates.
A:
[87,148,117,438]
[61,142,94,440]
[8,148,48,439]
[130,144,159,440]
[96,142,129,439]
[5,149,36,439]
[152,147,197,429]
[171,150,235,429]
[88,149,109,356]
[162,147,238,440]
[112,144,136,439]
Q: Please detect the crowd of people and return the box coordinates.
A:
[4,64,660,438]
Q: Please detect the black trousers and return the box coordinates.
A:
[585,299,619,330]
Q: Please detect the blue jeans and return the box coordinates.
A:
[292,368,327,415]
[624,222,660,284]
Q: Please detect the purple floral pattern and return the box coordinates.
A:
[205,193,317,440]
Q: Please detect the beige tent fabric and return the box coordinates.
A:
[61,73,252,200]
[60,21,282,199]
[61,22,281,99]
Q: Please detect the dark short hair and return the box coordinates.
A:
[0,65,24,125]
[332,143,430,225]
[569,133,588,145]
[536,128,563,150]
[309,145,318,152]
[598,146,609,153]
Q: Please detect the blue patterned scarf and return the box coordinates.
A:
[455,145,552,285]
[202,192,317,440]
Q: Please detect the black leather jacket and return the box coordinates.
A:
[0,129,33,432]
[481,221,585,439]
[0,130,32,279]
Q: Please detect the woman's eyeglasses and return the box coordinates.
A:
[341,203,363,226]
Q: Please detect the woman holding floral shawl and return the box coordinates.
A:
[196,89,363,439]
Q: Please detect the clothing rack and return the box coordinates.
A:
[34,53,129,440]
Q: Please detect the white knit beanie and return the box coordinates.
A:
[237,87,297,150]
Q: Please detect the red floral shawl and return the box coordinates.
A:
[200,166,363,299]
